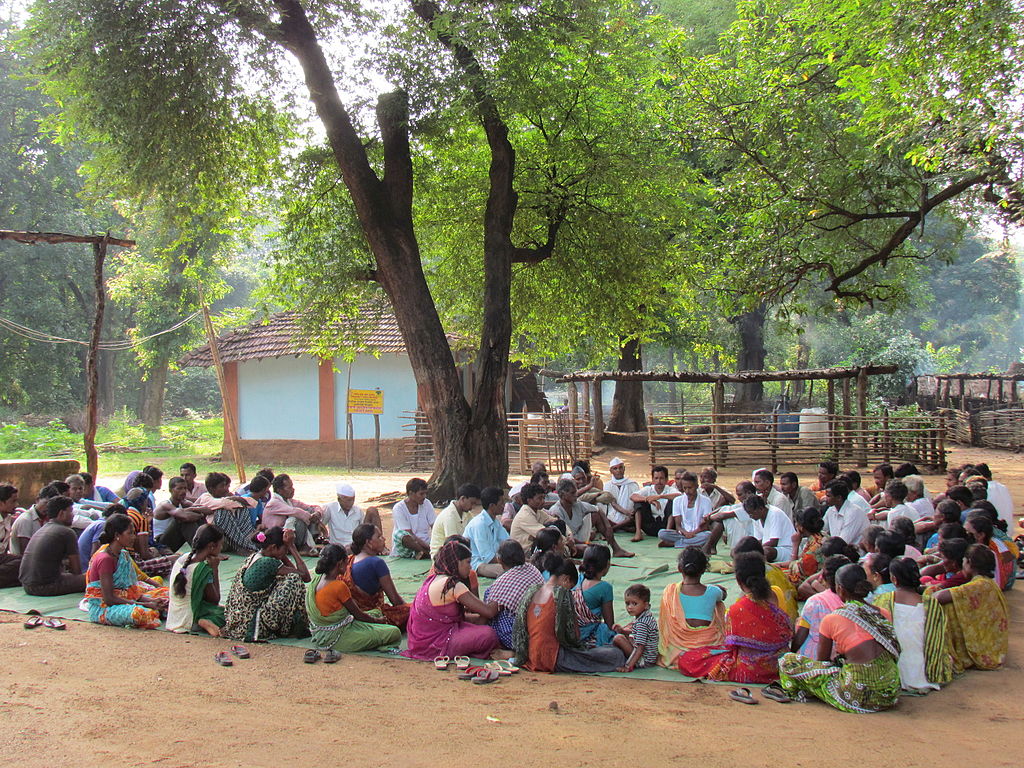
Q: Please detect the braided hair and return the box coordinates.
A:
[172,524,224,598]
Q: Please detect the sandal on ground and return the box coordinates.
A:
[23,616,44,629]
[230,645,250,659]
[323,649,342,664]
[457,665,486,680]
[494,659,520,674]
[729,688,758,704]
[43,618,66,630]
[433,656,451,670]
[483,662,513,677]
[472,669,501,685]
[214,652,233,667]
[454,656,471,670]
[303,649,322,664]
[762,683,792,703]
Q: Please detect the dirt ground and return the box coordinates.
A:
[2,445,1021,767]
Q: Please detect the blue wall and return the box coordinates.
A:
[237,356,320,440]
[334,354,419,440]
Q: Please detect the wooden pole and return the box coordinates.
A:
[769,409,778,474]
[567,381,578,415]
[201,299,246,484]
[826,379,836,457]
[959,377,966,411]
[83,237,107,478]
[581,379,591,426]
[712,380,724,467]
[882,408,890,464]
[938,414,947,471]
[856,366,869,467]
[647,412,656,468]
[841,377,852,462]
[592,380,604,445]
[567,382,578,457]
[346,361,354,468]
[374,412,381,468]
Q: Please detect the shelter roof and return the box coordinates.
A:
[556,365,897,384]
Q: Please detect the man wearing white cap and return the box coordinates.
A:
[321,482,381,551]
[604,458,640,531]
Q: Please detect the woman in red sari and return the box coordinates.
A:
[678,552,793,683]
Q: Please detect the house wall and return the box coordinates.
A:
[237,356,320,440]
[332,353,419,440]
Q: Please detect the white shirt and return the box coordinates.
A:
[886,502,922,526]
[672,493,712,533]
[718,502,753,542]
[391,498,436,546]
[750,505,796,546]
[603,476,640,524]
[987,480,1014,529]
[321,501,364,547]
[766,488,793,519]
[910,496,934,520]
[846,491,871,513]
[638,484,670,515]
[824,498,870,547]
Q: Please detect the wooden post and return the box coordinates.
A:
[856,367,869,467]
[201,299,246,484]
[647,412,657,468]
[567,382,577,457]
[567,381,578,415]
[581,380,591,429]
[959,377,966,411]
[826,379,836,457]
[83,237,107,478]
[519,415,529,473]
[592,380,604,445]
[347,412,354,468]
[374,412,381,468]
[882,408,890,464]
[711,380,724,467]
[769,410,779,474]
[998,378,1004,403]
[841,377,851,462]
[938,414,947,471]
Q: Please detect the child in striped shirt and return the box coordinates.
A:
[612,584,660,672]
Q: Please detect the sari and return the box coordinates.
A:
[401,574,498,660]
[787,534,824,585]
[941,575,1008,672]
[989,535,1016,591]
[657,582,726,668]
[795,589,844,659]
[166,555,225,633]
[340,558,410,630]
[85,549,167,629]
[873,590,952,688]
[305,573,401,652]
[677,594,793,683]
[779,601,901,713]
[222,553,307,642]
[765,565,799,620]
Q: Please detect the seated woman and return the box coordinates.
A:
[223,527,310,642]
[779,563,901,713]
[340,524,410,630]
[864,552,895,603]
[657,547,726,668]
[786,507,825,586]
[920,537,969,588]
[677,552,792,683]
[576,545,618,647]
[484,539,544,650]
[872,557,952,692]
[529,525,567,573]
[933,543,1009,672]
[792,554,848,658]
[85,513,169,629]
[964,512,1014,590]
[732,537,798,620]
[307,545,402,652]
[196,472,258,554]
[513,553,626,673]
[402,539,499,661]
[166,524,227,636]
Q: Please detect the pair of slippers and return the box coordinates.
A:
[457,666,501,684]
[23,616,65,630]
[214,645,251,667]
[729,684,794,704]
[433,655,471,671]
[304,648,342,664]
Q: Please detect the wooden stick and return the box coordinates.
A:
[201,299,246,484]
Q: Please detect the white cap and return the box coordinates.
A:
[335,482,356,497]
[559,473,575,482]
[609,457,625,469]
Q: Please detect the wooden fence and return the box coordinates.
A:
[937,406,1024,450]
[648,411,946,472]
[402,410,591,474]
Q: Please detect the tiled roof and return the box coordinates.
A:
[180,310,411,367]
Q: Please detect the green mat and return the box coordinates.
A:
[0,538,745,683]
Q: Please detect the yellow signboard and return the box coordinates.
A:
[347,389,383,415]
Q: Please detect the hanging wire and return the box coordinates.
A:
[0,311,201,350]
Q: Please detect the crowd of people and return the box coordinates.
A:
[0,455,1014,711]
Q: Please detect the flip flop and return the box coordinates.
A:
[303,649,322,664]
[23,616,44,629]
[472,668,501,685]
[230,645,250,659]
[433,656,451,670]
[454,656,471,670]
[457,665,487,680]
[729,688,758,704]
[214,652,233,667]
[762,683,792,703]
[323,649,342,664]
[494,659,520,674]
[43,618,66,630]
[483,662,513,677]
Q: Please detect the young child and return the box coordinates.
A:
[611,584,659,672]
[921,537,970,588]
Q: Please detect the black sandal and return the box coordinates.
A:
[303,649,322,664]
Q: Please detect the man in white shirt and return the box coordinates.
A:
[903,475,934,521]
[745,494,796,562]
[976,463,1014,530]
[429,483,481,557]
[551,479,633,558]
[322,482,382,551]
[698,466,734,511]
[657,471,712,550]
[509,461,547,502]
[603,457,641,529]
[391,477,437,558]
[703,481,756,555]
[753,468,793,519]
[629,465,675,541]
[868,479,918,527]
[823,480,869,547]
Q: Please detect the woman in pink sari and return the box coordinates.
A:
[402,540,500,660]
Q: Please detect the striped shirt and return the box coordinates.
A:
[630,610,660,668]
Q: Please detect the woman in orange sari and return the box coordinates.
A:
[786,507,825,585]
[341,524,410,630]
[658,547,726,668]
[678,552,793,683]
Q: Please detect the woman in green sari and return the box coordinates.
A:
[306,545,402,653]
[167,524,227,636]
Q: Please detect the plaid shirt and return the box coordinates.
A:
[484,564,544,611]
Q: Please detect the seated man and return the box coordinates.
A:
[154,476,208,552]
[18,496,85,596]
[67,474,107,528]
[810,460,839,504]
[904,474,936,521]
[321,482,381,551]
[629,465,675,541]
[822,480,869,547]
[867,479,914,527]
[0,483,23,587]
[779,471,819,515]
[464,486,509,578]
[510,483,558,549]
[702,480,757,554]
[698,466,735,511]
[745,494,796,562]
[657,471,712,551]
[429,483,481,557]
[867,463,895,506]
[179,462,207,504]
[390,477,436,559]
[753,468,793,519]
[975,462,1014,531]
[80,472,118,505]
[551,478,633,558]
[263,473,323,554]
[509,461,547,503]
[603,458,641,532]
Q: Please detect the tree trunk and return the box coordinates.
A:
[732,303,768,404]
[137,354,170,429]
[606,338,647,433]
[84,239,107,477]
